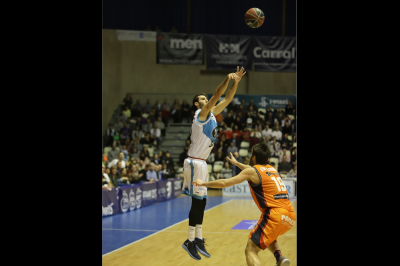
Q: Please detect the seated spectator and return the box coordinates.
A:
[223,111,235,129]
[143,99,153,114]
[131,105,141,119]
[281,133,291,148]
[206,152,215,164]
[215,133,231,153]
[140,133,152,146]
[247,98,258,112]
[254,112,264,127]
[102,164,112,188]
[227,101,237,113]
[122,105,131,119]
[161,163,172,179]
[114,118,123,133]
[153,99,161,112]
[162,151,175,176]
[148,109,157,124]
[250,127,262,139]
[128,165,140,184]
[142,146,150,158]
[120,120,130,135]
[142,118,153,134]
[155,116,166,137]
[126,139,136,154]
[105,167,110,176]
[247,106,257,121]
[185,139,191,149]
[161,105,170,124]
[220,161,233,179]
[152,153,161,165]
[116,161,124,174]
[150,123,161,149]
[134,137,143,153]
[181,99,192,123]
[279,147,291,163]
[241,126,251,142]
[146,163,158,182]
[108,166,119,188]
[139,151,147,162]
[287,164,297,178]
[236,104,247,120]
[282,121,292,136]
[159,150,166,162]
[139,164,150,182]
[230,134,240,149]
[107,143,120,161]
[127,156,137,167]
[105,125,115,146]
[117,168,130,184]
[103,153,108,165]
[262,124,273,142]
[108,152,128,168]
[170,99,182,123]
[123,93,133,109]
[285,100,295,115]
[227,142,238,155]
[155,164,163,180]
[265,112,274,127]
[271,124,282,141]
[274,112,284,127]
[214,148,225,163]
[278,155,291,174]
[119,110,128,124]
[161,98,170,111]
[254,119,263,132]
[268,137,281,158]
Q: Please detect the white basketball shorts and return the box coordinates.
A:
[182,158,209,200]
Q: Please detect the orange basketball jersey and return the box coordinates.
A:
[248,164,294,213]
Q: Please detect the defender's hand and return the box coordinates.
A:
[191,179,204,186]
[226,152,238,165]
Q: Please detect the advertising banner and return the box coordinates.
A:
[173,178,182,198]
[205,34,253,70]
[157,32,204,65]
[102,188,120,217]
[118,184,143,214]
[222,181,252,197]
[252,36,296,72]
[207,94,296,111]
[157,179,173,202]
[282,178,296,198]
[141,182,158,207]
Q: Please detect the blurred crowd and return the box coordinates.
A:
[102,94,297,189]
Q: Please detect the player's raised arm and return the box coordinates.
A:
[212,66,246,116]
[198,73,237,121]
[226,152,252,170]
[191,167,257,188]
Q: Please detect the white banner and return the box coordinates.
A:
[116,30,156,42]
[222,178,296,198]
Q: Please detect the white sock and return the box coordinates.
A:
[195,224,202,239]
[188,226,195,242]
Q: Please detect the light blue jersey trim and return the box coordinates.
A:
[196,111,213,124]
[190,160,194,194]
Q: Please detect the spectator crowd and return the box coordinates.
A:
[103,94,296,189]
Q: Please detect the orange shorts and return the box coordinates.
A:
[248,207,296,250]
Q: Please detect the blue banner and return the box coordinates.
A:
[102,188,120,217]
[141,182,158,207]
[118,184,143,214]
[207,94,296,110]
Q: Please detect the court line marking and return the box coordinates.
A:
[102,199,234,257]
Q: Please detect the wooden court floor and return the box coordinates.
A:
[102,195,297,266]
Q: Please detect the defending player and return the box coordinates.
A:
[192,143,296,266]
[181,66,246,260]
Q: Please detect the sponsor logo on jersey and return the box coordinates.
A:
[267,168,277,171]
[273,193,289,200]
[281,215,295,226]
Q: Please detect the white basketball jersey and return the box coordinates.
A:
[188,109,219,160]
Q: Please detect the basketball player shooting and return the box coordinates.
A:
[181,66,246,261]
[192,143,296,266]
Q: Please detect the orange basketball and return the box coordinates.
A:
[244,7,265,28]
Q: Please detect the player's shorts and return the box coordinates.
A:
[249,207,296,250]
[182,158,208,200]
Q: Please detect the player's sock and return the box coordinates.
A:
[188,226,196,242]
[195,224,202,239]
[274,250,282,262]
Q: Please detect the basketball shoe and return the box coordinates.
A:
[194,237,210,258]
[274,255,290,266]
[182,239,201,260]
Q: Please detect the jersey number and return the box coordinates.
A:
[271,176,286,191]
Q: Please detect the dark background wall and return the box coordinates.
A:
[103,0,296,36]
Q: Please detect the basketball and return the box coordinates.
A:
[244,7,265,28]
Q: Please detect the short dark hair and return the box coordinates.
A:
[251,143,271,165]
[193,93,206,107]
